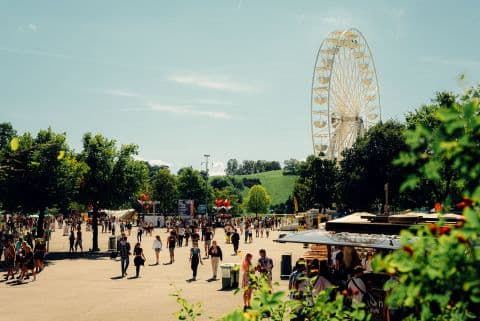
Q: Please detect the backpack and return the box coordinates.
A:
[350,278,381,314]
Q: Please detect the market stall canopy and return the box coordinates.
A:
[325,211,463,235]
[275,229,400,250]
[104,209,136,220]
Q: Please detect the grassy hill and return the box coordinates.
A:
[235,170,298,205]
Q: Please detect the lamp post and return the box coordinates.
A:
[203,154,210,219]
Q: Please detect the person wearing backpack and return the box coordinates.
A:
[347,265,367,304]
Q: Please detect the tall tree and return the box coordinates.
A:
[226,159,239,175]
[79,133,147,251]
[338,121,407,212]
[310,158,338,213]
[402,90,463,206]
[150,167,178,214]
[177,167,210,207]
[0,128,87,237]
[245,185,271,217]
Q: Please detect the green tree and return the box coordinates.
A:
[338,121,407,212]
[402,91,463,206]
[283,158,301,175]
[291,155,338,212]
[150,167,178,214]
[79,133,147,251]
[245,185,271,216]
[0,128,87,237]
[226,158,238,175]
[177,167,210,209]
[375,96,480,320]
[310,158,338,213]
[210,176,230,189]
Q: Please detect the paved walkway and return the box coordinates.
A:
[1,225,307,321]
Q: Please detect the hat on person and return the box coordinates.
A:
[354,265,365,273]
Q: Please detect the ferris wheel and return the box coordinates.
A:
[311,28,381,160]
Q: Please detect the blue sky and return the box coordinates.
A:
[1,1,479,174]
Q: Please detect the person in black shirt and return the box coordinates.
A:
[231,229,240,255]
[118,234,131,277]
[191,229,200,244]
[204,228,214,259]
[167,231,176,264]
[133,243,146,278]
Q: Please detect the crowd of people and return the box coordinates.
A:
[0,214,51,283]
[286,246,377,319]
[108,216,286,283]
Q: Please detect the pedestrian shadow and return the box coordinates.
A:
[110,276,123,280]
[217,287,239,292]
[10,280,30,286]
[127,276,138,280]
[46,251,111,261]
[148,263,159,266]
[163,262,172,265]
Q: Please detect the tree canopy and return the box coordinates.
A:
[245,185,271,215]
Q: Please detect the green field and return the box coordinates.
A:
[235,170,298,205]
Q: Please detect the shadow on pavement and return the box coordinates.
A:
[46,251,111,261]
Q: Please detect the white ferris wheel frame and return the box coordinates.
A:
[310,28,381,160]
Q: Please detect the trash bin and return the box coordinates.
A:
[231,264,240,288]
[280,252,292,280]
[221,263,236,289]
[108,236,116,251]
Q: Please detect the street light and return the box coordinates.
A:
[202,154,210,219]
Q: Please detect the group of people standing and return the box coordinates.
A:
[240,249,274,311]
[3,236,46,282]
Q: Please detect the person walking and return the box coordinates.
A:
[184,226,191,247]
[118,234,131,277]
[137,223,143,243]
[68,230,75,253]
[189,241,203,281]
[133,243,146,278]
[242,253,254,311]
[19,244,36,282]
[231,229,240,255]
[167,231,176,264]
[204,228,213,259]
[178,226,185,247]
[208,240,223,279]
[33,239,46,273]
[75,229,83,253]
[152,235,162,265]
[4,239,16,280]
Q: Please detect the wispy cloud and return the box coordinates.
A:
[0,47,71,59]
[18,24,37,32]
[320,16,353,27]
[147,159,172,167]
[168,73,259,93]
[104,88,234,119]
[420,56,480,67]
[148,103,231,119]
[103,89,143,98]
